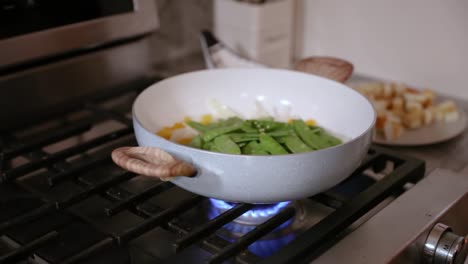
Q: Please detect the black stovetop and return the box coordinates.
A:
[0,78,425,264]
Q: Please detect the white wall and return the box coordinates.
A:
[294,0,468,99]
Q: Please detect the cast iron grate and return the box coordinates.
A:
[0,78,425,264]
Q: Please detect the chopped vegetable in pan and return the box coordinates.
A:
[156,115,342,155]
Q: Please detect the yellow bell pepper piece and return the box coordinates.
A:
[156,127,173,139]
[156,122,185,139]
[177,137,193,145]
[305,119,317,126]
[171,122,185,129]
[200,114,213,125]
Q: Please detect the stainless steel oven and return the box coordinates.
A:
[0,0,159,131]
[0,0,158,70]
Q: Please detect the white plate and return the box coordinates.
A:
[373,111,467,146]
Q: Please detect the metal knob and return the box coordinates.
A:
[423,223,468,264]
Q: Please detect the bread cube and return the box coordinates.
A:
[394,83,407,96]
[422,108,435,125]
[383,115,404,140]
[405,101,423,113]
[444,111,460,123]
[403,110,423,129]
[391,97,404,112]
[383,82,394,98]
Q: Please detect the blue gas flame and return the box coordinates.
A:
[207,199,296,257]
[209,198,290,222]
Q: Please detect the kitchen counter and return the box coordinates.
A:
[155,53,468,175]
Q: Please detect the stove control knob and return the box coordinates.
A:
[423,223,468,264]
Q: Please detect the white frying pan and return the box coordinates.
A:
[111,67,375,204]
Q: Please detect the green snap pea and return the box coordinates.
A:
[186,121,210,133]
[284,135,312,153]
[242,141,269,155]
[259,134,288,155]
[317,130,342,146]
[183,116,341,155]
[267,129,293,137]
[242,141,258,155]
[202,118,243,141]
[210,144,220,152]
[213,135,241,154]
[241,121,258,133]
[227,133,259,143]
[292,120,328,149]
[202,141,214,150]
[190,135,203,149]
[251,149,269,155]
[274,136,287,144]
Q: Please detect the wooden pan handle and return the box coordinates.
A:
[294,56,354,83]
[111,147,197,181]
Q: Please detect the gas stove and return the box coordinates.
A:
[1,1,468,261]
[3,79,462,264]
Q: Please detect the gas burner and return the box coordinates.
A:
[207,199,297,257]
[209,199,291,225]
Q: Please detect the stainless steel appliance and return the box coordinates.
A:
[314,168,468,264]
[0,2,467,263]
[0,0,159,131]
[0,0,158,70]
